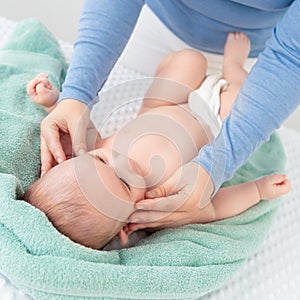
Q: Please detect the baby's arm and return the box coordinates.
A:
[27,73,60,113]
[139,49,207,114]
[208,173,290,221]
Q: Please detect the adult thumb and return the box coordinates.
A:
[145,169,182,199]
[145,185,167,199]
[70,119,88,156]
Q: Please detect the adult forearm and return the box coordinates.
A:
[195,0,300,192]
[59,0,144,106]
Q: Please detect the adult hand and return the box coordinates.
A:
[58,121,102,161]
[40,99,92,175]
[128,162,214,232]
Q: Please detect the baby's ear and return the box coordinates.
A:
[118,224,134,245]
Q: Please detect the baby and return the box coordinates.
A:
[23,33,290,249]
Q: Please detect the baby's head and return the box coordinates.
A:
[23,149,146,249]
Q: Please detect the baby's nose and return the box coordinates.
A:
[111,151,139,175]
[112,152,146,189]
[110,150,126,167]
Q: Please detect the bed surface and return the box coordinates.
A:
[0,16,300,300]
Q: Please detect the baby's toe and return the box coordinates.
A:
[226,32,236,41]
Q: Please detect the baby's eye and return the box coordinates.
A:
[98,157,106,164]
[120,178,131,191]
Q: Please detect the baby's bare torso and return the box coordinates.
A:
[102,104,210,188]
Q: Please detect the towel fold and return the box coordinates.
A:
[0,19,286,300]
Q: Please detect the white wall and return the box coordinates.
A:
[0,1,299,132]
[0,0,84,43]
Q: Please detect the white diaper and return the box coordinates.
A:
[188,74,227,138]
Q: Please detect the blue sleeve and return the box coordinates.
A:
[59,0,144,107]
[194,0,300,193]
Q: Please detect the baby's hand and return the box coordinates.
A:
[255,173,291,200]
[27,73,59,108]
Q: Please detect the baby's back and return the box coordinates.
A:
[108,104,211,188]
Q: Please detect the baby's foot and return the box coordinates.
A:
[255,173,291,200]
[27,73,59,108]
[223,32,251,66]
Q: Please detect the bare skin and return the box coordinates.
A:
[27,32,290,244]
[27,73,59,113]
[219,32,251,119]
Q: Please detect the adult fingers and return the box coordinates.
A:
[69,118,88,156]
[40,136,54,176]
[86,128,102,150]
[62,101,90,156]
[40,118,66,164]
[129,210,171,224]
[128,211,187,230]
[135,190,189,213]
[144,162,204,199]
[145,169,182,199]
[143,162,214,209]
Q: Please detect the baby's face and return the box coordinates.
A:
[88,148,146,200]
[62,148,146,222]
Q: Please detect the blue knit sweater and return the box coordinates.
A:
[59,0,300,191]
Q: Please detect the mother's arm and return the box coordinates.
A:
[40,0,145,174]
[130,0,300,228]
[196,0,300,198]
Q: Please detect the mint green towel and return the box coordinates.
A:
[0,20,286,300]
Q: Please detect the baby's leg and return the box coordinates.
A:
[219,32,251,120]
[27,73,59,113]
[140,49,207,112]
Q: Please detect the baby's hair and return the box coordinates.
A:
[23,164,117,249]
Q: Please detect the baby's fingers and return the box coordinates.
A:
[26,78,39,94]
[276,178,291,195]
[270,173,287,184]
[37,77,52,89]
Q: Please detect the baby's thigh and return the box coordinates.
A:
[219,83,241,120]
[155,49,207,90]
